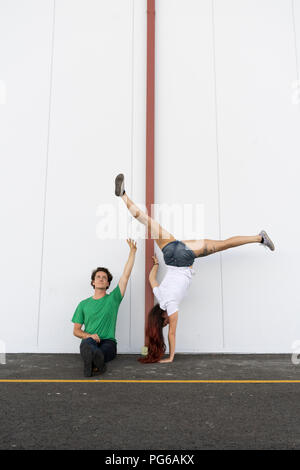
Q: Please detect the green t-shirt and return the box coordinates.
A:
[71,285,123,343]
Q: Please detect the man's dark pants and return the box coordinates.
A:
[80,337,117,366]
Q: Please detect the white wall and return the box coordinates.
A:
[0,0,54,352]
[37,0,147,353]
[156,0,300,353]
[1,0,299,353]
[213,0,300,352]
[155,0,224,352]
[0,0,147,353]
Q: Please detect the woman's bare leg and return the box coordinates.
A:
[121,192,176,250]
[183,235,263,257]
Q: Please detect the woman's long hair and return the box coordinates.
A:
[138,304,166,363]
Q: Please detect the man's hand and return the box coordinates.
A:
[127,238,137,253]
[119,239,137,297]
[88,334,100,343]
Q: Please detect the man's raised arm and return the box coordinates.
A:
[118,239,137,297]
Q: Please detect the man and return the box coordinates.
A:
[72,239,137,376]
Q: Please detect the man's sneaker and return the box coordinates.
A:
[115,173,125,196]
[80,342,93,377]
[93,349,106,374]
[259,230,275,251]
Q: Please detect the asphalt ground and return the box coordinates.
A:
[0,354,300,450]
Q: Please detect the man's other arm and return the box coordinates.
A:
[73,323,100,343]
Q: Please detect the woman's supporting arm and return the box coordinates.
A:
[159,311,178,363]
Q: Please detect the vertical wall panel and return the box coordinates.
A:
[38,0,135,352]
[294,1,300,93]
[156,0,223,352]
[0,0,54,352]
[214,0,300,352]
[128,0,147,353]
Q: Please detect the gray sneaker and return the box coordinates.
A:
[259,230,275,251]
[115,173,125,196]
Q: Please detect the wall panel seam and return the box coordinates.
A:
[211,0,225,349]
[129,0,135,351]
[36,0,56,347]
[291,0,300,92]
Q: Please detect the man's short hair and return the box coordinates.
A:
[91,267,113,290]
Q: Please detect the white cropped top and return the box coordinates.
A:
[153,265,195,316]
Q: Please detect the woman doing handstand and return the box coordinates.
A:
[114,174,275,364]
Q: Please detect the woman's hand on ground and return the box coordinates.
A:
[159,358,173,363]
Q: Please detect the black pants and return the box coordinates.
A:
[80,337,117,363]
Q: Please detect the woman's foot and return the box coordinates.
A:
[259,230,275,251]
[115,173,125,196]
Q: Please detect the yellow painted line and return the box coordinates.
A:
[0,379,300,383]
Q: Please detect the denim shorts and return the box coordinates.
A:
[162,240,196,267]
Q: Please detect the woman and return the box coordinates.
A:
[115,173,275,363]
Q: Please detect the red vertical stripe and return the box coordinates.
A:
[145,0,155,345]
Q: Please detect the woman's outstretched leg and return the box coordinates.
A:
[115,174,175,250]
[120,193,176,250]
[183,235,263,257]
